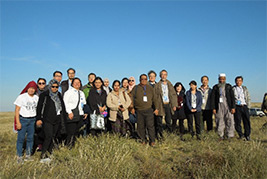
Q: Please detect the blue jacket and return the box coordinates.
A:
[186,90,202,112]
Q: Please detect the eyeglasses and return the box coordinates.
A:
[51,86,59,89]
[141,78,147,81]
[129,80,135,82]
[38,83,45,85]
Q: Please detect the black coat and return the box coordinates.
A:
[37,90,67,128]
[211,83,235,111]
[87,88,107,115]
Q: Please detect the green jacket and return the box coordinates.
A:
[82,83,93,100]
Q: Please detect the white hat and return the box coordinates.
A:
[219,73,226,78]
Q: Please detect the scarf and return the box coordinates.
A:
[20,81,38,94]
[128,76,136,91]
[48,79,62,114]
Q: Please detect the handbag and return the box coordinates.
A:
[68,91,81,122]
[90,110,105,130]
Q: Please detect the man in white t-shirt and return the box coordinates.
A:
[14,81,39,164]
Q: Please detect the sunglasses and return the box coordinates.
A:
[129,80,135,82]
[51,86,59,89]
[38,82,45,85]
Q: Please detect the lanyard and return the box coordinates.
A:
[143,85,147,96]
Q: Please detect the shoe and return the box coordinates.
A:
[197,135,201,140]
[24,155,34,162]
[40,157,51,163]
[17,156,24,164]
[245,136,251,141]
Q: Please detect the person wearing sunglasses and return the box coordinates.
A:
[37,78,48,96]
[128,76,136,92]
[36,79,67,163]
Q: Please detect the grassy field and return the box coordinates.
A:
[0,103,267,179]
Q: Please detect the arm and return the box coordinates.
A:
[185,91,192,111]
[246,87,251,109]
[211,86,216,114]
[15,105,21,130]
[124,92,132,109]
[230,86,236,114]
[36,92,45,121]
[196,92,202,112]
[106,93,119,111]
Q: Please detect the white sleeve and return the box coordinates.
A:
[64,91,72,114]
[81,91,86,105]
[14,94,23,107]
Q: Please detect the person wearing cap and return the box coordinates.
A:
[233,76,251,141]
[61,68,76,97]
[198,76,213,132]
[154,70,177,137]
[185,80,202,140]
[14,81,39,163]
[211,73,236,140]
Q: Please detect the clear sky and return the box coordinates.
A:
[0,0,266,112]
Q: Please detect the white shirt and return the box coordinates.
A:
[14,93,39,117]
[234,86,246,105]
[161,83,169,103]
[63,88,86,115]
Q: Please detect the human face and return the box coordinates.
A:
[113,82,120,92]
[54,73,62,83]
[176,84,182,93]
[149,73,156,83]
[235,78,243,87]
[72,79,81,90]
[190,84,197,91]
[51,84,59,93]
[68,70,75,80]
[129,78,135,86]
[201,77,209,86]
[27,87,36,96]
[104,80,109,87]
[140,76,147,86]
[89,75,96,84]
[37,80,46,90]
[219,77,226,84]
[94,79,102,90]
[160,71,168,81]
[122,80,128,89]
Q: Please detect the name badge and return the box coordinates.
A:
[237,100,241,105]
[219,97,223,103]
[202,99,206,104]
[143,96,148,102]
[192,104,196,108]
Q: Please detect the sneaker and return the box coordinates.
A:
[245,136,251,141]
[17,156,24,164]
[40,157,51,163]
[24,155,34,162]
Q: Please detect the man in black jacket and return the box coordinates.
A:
[211,73,235,140]
[61,68,76,97]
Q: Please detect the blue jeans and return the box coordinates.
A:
[16,116,36,156]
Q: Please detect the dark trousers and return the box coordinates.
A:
[172,118,185,135]
[137,108,155,143]
[158,104,172,133]
[234,105,251,138]
[187,111,201,136]
[155,115,163,138]
[66,117,83,147]
[42,121,60,157]
[201,110,213,131]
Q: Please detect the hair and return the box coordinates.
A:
[148,70,157,77]
[160,69,168,77]
[235,76,243,82]
[121,77,129,87]
[71,77,82,89]
[93,77,104,89]
[112,80,121,89]
[201,75,209,82]
[53,71,62,77]
[174,82,186,93]
[37,78,46,83]
[189,80,197,86]
[88,73,96,78]
[139,74,148,81]
[67,68,76,74]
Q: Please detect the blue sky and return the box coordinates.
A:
[0,0,266,112]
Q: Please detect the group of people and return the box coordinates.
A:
[14,68,255,164]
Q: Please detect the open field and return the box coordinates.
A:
[0,104,267,178]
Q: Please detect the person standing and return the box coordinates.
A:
[199,76,213,132]
[172,82,187,140]
[233,76,251,141]
[106,80,132,135]
[211,73,236,140]
[14,81,39,163]
[261,93,267,115]
[131,74,159,146]
[103,78,112,95]
[128,76,136,92]
[148,70,157,88]
[37,78,48,96]
[154,70,177,136]
[53,71,63,93]
[87,77,108,136]
[64,77,88,147]
[82,73,96,100]
[36,79,67,163]
[61,68,76,96]
[186,81,202,140]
